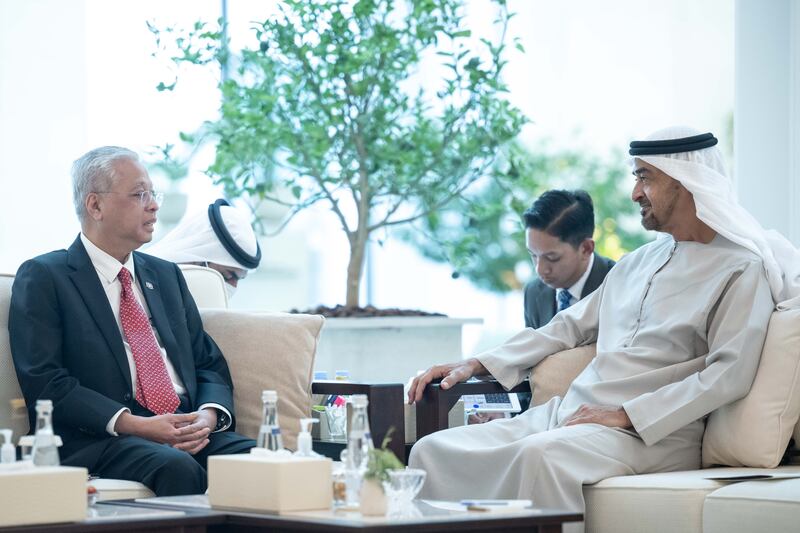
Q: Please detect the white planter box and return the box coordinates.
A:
[314,317,482,384]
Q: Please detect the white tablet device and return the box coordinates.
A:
[460,392,521,413]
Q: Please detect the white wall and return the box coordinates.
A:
[501,0,734,154]
[0,0,88,271]
[734,0,800,246]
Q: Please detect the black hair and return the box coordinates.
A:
[522,189,595,247]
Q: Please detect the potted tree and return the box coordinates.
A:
[150,0,526,382]
[146,143,190,227]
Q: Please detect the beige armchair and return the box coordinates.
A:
[0,274,326,500]
[177,264,229,309]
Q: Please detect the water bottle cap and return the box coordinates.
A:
[35,399,53,409]
[261,390,278,402]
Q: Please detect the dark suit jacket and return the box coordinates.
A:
[9,236,236,461]
[523,253,615,329]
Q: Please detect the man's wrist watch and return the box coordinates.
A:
[214,410,230,432]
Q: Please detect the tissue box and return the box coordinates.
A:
[0,465,87,527]
[208,453,332,512]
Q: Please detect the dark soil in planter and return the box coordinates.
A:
[289,304,447,318]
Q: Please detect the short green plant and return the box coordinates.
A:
[364,431,404,484]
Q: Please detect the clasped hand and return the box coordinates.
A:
[116,409,217,455]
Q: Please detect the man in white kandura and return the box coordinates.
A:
[407,126,800,530]
[146,199,261,300]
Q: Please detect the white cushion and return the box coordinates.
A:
[90,478,155,501]
[179,264,229,309]
[584,468,764,533]
[703,308,800,467]
[200,310,323,451]
[703,467,800,533]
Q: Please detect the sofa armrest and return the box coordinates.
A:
[412,344,597,442]
[312,382,405,463]
[415,380,531,441]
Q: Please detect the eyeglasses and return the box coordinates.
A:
[95,190,164,207]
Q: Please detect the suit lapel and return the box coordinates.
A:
[134,254,189,399]
[581,253,609,298]
[66,237,132,393]
[539,284,557,323]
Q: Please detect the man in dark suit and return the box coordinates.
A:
[9,146,255,496]
[523,190,615,329]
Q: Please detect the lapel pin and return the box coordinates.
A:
[145,281,154,290]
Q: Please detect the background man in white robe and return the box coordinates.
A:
[407,127,798,531]
[146,199,261,300]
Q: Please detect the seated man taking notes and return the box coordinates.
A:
[522,189,615,329]
[9,147,256,496]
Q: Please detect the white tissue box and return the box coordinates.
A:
[208,453,332,512]
[0,464,87,527]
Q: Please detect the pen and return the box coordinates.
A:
[460,499,532,507]
[466,505,489,512]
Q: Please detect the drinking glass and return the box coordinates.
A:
[384,468,427,510]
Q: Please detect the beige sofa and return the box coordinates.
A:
[0,273,324,501]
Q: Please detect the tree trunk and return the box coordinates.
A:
[345,232,368,307]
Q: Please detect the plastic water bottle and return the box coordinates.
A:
[256,390,284,451]
[343,394,374,506]
[31,399,60,466]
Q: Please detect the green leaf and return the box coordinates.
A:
[156,80,177,92]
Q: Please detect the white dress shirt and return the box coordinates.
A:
[80,234,230,435]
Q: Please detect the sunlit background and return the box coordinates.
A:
[1,0,797,356]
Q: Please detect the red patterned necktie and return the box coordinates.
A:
[117,267,180,415]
